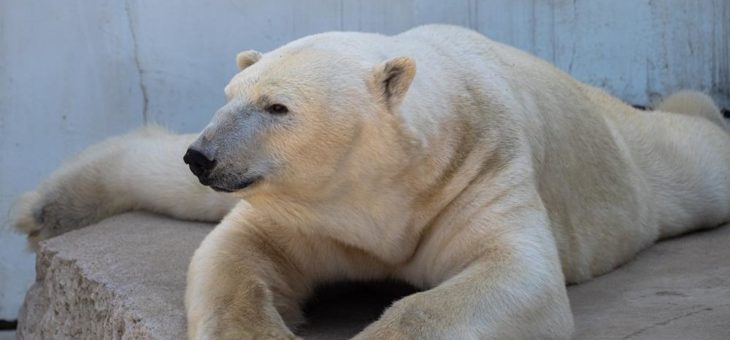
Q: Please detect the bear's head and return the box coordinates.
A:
[184,42,418,199]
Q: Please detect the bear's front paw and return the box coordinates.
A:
[353,294,448,340]
[190,323,301,340]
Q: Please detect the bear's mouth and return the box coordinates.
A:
[210,176,262,193]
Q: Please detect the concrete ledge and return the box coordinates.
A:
[17,213,730,339]
[18,213,208,339]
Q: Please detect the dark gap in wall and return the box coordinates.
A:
[0,320,17,330]
[633,105,730,117]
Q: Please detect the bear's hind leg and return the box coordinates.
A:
[9,126,238,250]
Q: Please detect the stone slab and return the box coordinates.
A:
[17,213,730,339]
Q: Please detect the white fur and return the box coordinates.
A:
[11,126,237,250]
[656,90,726,128]
[11,25,730,339]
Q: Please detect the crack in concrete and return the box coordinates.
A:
[621,307,714,339]
[567,0,578,72]
[123,0,149,124]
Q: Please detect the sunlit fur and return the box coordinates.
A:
[12,25,729,339]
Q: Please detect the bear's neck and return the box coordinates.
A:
[245,104,516,266]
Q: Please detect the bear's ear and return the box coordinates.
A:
[370,56,416,110]
[236,50,262,71]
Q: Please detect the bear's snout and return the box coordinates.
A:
[183,148,217,183]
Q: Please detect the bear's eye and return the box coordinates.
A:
[265,104,289,115]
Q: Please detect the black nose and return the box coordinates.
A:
[183,148,216,179]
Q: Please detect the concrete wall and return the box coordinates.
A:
[0,0,727,319]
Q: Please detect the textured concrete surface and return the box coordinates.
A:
[17,213,730,339]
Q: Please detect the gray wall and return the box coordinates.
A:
[0,0,728,319]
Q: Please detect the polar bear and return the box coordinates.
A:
[11,25,730,339]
